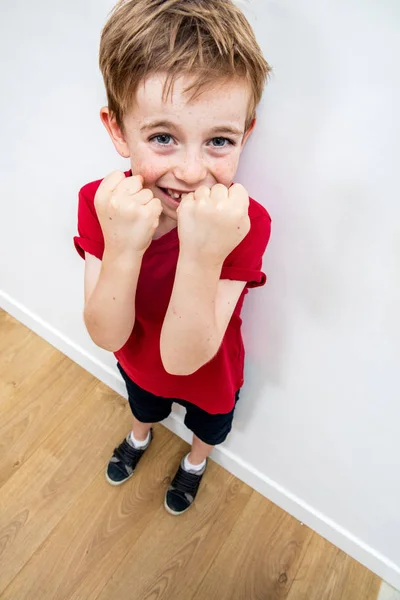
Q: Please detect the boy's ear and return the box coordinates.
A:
[100,107,130,158]
[242,117,256,146]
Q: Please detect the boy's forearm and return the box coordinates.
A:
[160,254,223,375]
[84,248,143,352]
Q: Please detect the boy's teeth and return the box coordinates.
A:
[167,189,181,199]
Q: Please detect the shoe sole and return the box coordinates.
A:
[105,467,135,487]
[163,497,192,516]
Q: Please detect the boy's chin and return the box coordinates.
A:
[161,203,179,220]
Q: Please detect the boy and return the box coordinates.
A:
[74,0,271,516]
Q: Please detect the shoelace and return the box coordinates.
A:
[171,465,202,495]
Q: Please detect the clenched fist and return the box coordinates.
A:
[176,183,250,264]
[95,171,163,255]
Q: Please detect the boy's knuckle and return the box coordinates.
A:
[212,183,227,194]
[194,186,210,200]
[105,170,124,189]
[141,189,153,202]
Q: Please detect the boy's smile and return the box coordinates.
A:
[101,73,255,231]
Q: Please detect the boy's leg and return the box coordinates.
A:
[106,364,173,486]
[187,434,213,465]
[131,415,153,442]
[164,391,240,515]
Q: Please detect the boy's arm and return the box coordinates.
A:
[81,171,162,353]
[83,249,143,352]
[160,253,246,375]
[160,183,251,376]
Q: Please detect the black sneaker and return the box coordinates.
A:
[164,458,206,515]
[105,430,152,486]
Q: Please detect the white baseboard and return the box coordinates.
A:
[378,583,400,600]
[1,289,400,592]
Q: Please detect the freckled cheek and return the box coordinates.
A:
[130,148,169,184]
[212,154,241,186]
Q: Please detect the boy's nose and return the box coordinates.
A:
[173,154,207,187]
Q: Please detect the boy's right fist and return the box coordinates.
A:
[95,171,163,255]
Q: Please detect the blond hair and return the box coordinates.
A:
[99,0,271,131]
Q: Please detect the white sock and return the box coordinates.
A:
[183,453,206,473]
[128,430,150,449]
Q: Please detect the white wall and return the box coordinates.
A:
[1,0,399,589]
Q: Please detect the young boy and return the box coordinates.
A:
[74,0,271,516]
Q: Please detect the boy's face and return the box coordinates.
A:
[102,73,255,224]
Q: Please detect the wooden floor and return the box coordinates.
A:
[0,309,381,600]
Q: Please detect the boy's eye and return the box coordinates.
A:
[151,134,173,145]
[210,137,233,148]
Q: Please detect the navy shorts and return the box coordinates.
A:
[117,363,240,446]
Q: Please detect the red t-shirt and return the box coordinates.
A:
[74,173,271,414]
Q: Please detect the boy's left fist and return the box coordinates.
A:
[177,183,250,264]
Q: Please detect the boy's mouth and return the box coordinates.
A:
[159,187,193,201]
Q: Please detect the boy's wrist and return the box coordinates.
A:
[177,249,224,275]
[102,245,145,269]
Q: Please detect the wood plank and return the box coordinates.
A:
[0,425,185,600]
[286,532,381,600]
[0,321,34,381]
[0,381,131,594]
[0,310,30,355]
[192,493,313,600]
[94,465,254,600]
[0,353,96,487]
[0,314,55,392]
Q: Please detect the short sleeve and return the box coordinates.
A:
[220,208,271,289]
[73,182,105,261]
